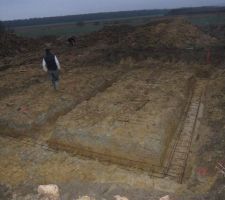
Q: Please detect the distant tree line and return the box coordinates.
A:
[167,6,225,16]
[0,21,5,33]
[4,6,224,28]
[3,9,169,27]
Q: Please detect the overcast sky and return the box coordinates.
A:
[0,0,225,21]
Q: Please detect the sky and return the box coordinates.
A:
[0,0,225,21]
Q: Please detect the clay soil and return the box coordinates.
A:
[0,19,225,200]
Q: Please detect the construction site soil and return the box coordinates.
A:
[0,18,225,199]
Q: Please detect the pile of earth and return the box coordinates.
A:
[78,18,217,50]
[199,24,225,44]
[77,24,135,48]
[121,18,218,49]
[74,18,219,64]
[0,32,42,57]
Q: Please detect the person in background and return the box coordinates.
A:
[68,36,76,46]
[42,49,61,90]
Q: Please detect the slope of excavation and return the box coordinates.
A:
[0,66,126,135]
[165,80,206,183]
[49,68,194,170]
[0,134,181,194]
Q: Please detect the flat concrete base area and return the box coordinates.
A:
[49,68,193,169]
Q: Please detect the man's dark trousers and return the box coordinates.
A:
[48,70,59,90]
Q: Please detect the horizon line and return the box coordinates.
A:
[3,5,225,22]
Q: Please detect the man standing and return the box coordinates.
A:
[42,49,61,90]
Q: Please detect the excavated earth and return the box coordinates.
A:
[0,65,126,135]
[49,68,193,170]
[0,19,225,199]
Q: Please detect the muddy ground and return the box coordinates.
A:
[0,19,225,200]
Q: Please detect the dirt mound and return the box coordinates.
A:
[123,18,218,49]
[0,32,41,57]
[200,24,225,44]
[78,24,135,48]
[74,19,219,64]
[78,19,217,50]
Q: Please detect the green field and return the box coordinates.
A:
[13,13,225,38]
[13,15,164,38]
[15,22,103,38]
